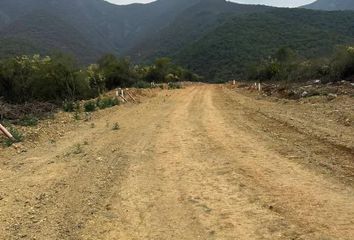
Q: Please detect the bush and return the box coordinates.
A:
[0,54,93,103]
[168,82,183,89]
[98,54,136,89]
[96,97,119,109]
[84,100,96,112]
[0,53,198,104]
[112,122,120,130]
[63,100,75,112]
[330,46,354,80]
[246,45,354,82]
[132,80,151,89]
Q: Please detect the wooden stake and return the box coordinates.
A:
[126,91,136,102]
[120,95,128,102]
[0,124,14,140]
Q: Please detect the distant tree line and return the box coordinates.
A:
[0,54,201,103]
[246,45,354,83]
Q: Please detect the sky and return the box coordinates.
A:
[105,0,316,8]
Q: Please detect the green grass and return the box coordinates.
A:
[17,115,39,126]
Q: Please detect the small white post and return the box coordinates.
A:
[233,80,236,85]
[258,83,261,92]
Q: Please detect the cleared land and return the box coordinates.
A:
[0,85,353,240]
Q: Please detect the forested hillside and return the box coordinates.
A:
[174,9,354,80]
[0,0,354,81]
[0,0,201,62]
[129,0,270,60]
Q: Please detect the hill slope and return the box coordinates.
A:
[0,0,354,81]
[129,0,271,61]
[0,10,101,62]
[0,0,201,62]
[174,9,354,80]
[303,0,354,11]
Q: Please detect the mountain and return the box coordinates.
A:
[129,0,271,61]
[1,0,354,82]
[174,9,354,80]
[0,0,201,62]
[303,0,354,11]
[0,0,270,62]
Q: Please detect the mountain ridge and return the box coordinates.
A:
[0,0,354,81]
[303,0,354,11]
[0,0,203,61]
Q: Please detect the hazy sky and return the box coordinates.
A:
[105,0,316,8]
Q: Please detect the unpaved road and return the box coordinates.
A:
[0,85,353,240]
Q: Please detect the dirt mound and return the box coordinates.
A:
[232,80,354,100]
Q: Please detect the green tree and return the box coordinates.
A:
[98,54,135,89]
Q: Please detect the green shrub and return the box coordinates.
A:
[0,53,198,104]
[330,46,354,80]
[73,144,83,154]
[112,122,120,130]
[132,80,151,89]
[96,97,119,109]
[168,82,182,89]
[73,111,81,120]
[63,100,75,112]
[84,100,96,112]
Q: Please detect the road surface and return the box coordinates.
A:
[0,85,353,240]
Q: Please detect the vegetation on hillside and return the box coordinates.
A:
[130,0,270,60]
[0,54,200,104]
[246,46,354,82]
[0,0,202,62]
[1,1,354,84]
[175,9,354,81]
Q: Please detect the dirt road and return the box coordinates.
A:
[0,85,353,240]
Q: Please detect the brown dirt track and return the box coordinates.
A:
[0,84,353,240]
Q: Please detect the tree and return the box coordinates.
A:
[330,46,354,80]
[98,54,135,88]
[87,64,105,96]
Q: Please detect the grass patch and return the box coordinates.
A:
[17,115,39,126]
[73,144,83,154]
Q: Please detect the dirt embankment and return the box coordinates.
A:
[0,84,353,240]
